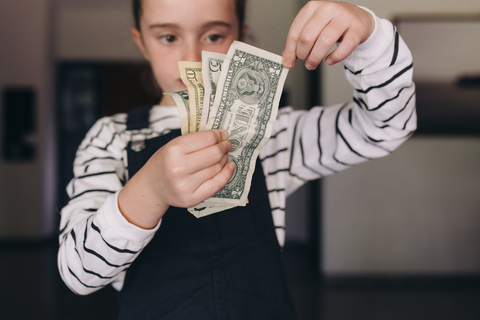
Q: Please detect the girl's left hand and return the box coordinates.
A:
[282,1,375,70]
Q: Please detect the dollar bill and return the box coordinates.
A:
[178,61,204,133]
[164,90,190,135]
[189,197,250,217]
[188,204,238,218]
[203,41,289,206]
[200,51,226,131]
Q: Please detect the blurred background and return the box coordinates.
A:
[1,0,479,319]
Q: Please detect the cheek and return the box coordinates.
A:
[152,61,175,84]
[150,57,185,92]
[151,52,178,77]
[220,42,234,54]
[224,33,241,50]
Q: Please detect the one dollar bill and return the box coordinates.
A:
[202,41,289,206]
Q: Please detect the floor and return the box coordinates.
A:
[1,240,480,320]
[283,245,480,320]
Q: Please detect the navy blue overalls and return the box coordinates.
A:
[117,106,296,320]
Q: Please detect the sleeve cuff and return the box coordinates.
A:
[100,190,162,244]
[342,6,394,71]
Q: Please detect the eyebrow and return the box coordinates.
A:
[149,21,232,31]
[149,23,179,30]
[201,21,232,31]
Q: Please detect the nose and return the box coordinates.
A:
[182,39,202,62]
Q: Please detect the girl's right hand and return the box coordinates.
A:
[118,130,234,229]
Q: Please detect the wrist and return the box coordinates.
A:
[118,170,169,230]
[356,6,378,47]
[102,191,160,243]
[342,7,393,71]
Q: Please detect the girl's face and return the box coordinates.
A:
[132,0,244,105]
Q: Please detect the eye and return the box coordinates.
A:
[206,34,223,43]
[160,34,177,44]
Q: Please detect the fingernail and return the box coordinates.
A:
[325,58,333,66]
[219,130,228,140]
[226,140,232,152]
[283,59,292,69]
[305,62,315,70]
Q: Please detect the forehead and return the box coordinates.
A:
[140,0,238,27]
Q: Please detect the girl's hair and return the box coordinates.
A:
[132,0,247,36]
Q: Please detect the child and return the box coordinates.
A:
[58,0,416,319]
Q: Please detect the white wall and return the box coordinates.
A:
[321,0,480,274]
[323,137,480,274]
[54,0,141,61]
[0,0,55,238]
[397,20,480,82]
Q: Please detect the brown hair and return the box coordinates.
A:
[132,0,247,36]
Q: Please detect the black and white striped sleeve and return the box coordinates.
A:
[57,116,159,295]
[260,8,416,241]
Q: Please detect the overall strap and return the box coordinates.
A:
[125,105,152,179]
[125,105,181,179]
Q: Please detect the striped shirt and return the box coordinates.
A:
[58,12,416,295]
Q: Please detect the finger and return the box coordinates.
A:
[282,4,315,69]
[185,140,232,173]
[189,153,230,185]
[163,155,229,208]
[294,10,333,65]
[325,29,363,65]
[181,129,228,154]
[304,19,345,69]
[192,161,236,203]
